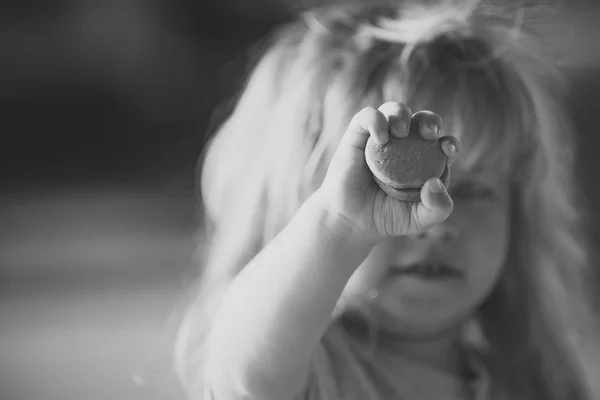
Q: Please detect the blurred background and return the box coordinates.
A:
[1,1,599,399]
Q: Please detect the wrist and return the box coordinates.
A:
[303,190,377,254]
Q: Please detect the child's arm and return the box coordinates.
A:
[202,103,456,400]
[204,191,372,400]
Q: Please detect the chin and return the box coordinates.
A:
[381,320,465,342]
[374,304,473,341]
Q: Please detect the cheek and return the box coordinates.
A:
[450,204,510,305]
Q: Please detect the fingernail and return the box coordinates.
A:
[393,120,408,135]
[430,178,444,193]
[380,130,389,143]
[446,143,457,155]
[424,123,439,137]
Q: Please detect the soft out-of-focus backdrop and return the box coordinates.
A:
[1,1,599,399]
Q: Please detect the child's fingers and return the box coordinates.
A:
[340,107,389,150]
[412,111,443,141]
[440,136,460,166]
[412,177,454,231]
[377,101,412,138]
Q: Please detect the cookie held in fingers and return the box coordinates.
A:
[365,125,451,202]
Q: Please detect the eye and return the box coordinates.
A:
[450,181,497,201]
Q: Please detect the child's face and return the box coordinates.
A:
[342,164,511,338]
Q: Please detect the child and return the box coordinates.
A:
[175,0,600,399]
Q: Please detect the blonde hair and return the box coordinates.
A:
[175,1,600,399]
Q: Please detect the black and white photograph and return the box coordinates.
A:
[2,1,600,399]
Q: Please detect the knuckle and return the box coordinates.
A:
[380,101,411,117]
[362,106,378,115]
[379,101,401,112]
[413,109,440,122]
[411,110,426,119]
[369,107,386,122]
[354,106,378,122]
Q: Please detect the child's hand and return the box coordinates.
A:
[318,101,459,244]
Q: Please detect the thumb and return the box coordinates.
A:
[412,177,454,232]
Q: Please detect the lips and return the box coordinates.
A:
[389,262,463,279]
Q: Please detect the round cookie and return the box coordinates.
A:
[365,129,450,202]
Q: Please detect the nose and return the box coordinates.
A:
[411,222,459,243]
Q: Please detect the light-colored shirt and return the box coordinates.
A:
[301,325,491,400]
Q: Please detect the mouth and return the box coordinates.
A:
[388,262,464,279]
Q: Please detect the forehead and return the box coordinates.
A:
[383,49,534,181]
[421,95,528,181]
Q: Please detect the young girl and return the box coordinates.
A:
[175,1,600,399]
